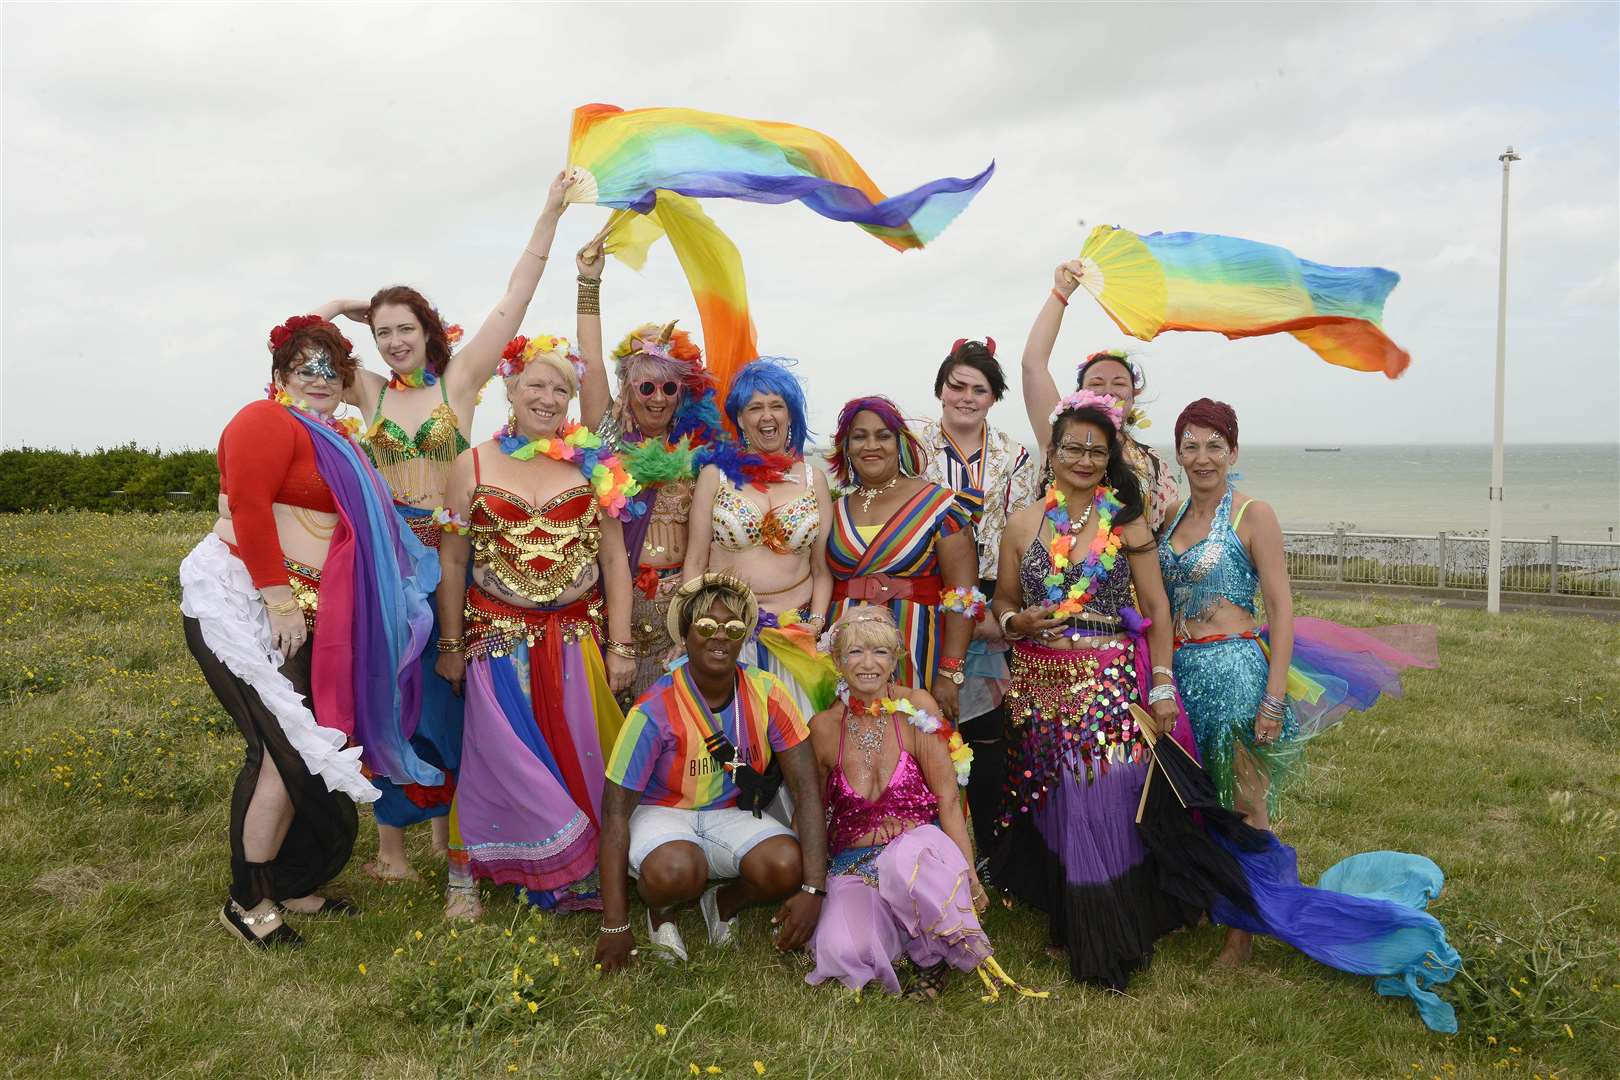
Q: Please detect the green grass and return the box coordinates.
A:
[2,511,1617,1080]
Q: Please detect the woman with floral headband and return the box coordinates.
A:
[684,357,839,719]
[179,316,438,948]
[825,396,977,723]
[988,388,1198,989]
[309,169,578,881]
[575,251,732,703]
[432,334,639,920]
[1022,261,1178,531]
[806,607,1042,1002]
[916,338,1041,859]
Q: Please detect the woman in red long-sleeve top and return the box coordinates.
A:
[180,316,388,949]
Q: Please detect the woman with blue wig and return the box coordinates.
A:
[684,357,839,719]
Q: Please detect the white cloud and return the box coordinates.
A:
[1,1,1615,451]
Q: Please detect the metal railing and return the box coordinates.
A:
[1283,530,1620,599]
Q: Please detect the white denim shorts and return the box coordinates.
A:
[627,803,795,879]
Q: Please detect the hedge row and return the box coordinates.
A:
[0,446,219,512]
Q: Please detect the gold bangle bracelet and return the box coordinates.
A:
[264,597,299,617]
[603,639,637,659]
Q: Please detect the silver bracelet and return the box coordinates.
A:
[598,923,631,934]
[1152,665,1175,680]
[1147,684,1178,705]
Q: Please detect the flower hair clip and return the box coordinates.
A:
[497,334,574,379]
[1049,389,1125,431]
[267,314,349,355]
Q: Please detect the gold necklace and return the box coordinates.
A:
[854,475,898,513]
[290,505,336,540]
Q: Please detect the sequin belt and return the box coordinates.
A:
[398,505,443,550]
[284,557,321,632]
[1004,638,1147,788]
[463,584,603,661]
[833,573,941,605]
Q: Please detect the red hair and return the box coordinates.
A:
[268,316,359,388]
[368,285,453,375]
[1174,397,1239,449]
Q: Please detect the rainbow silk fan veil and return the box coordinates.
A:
[1072,225,1412,378]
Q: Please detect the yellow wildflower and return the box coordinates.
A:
[528,935,538,945]
[655,1024,669,1038]
[550,954,560,967]
[689,1066,700,1076]
[357,963,367,975]
[707,1069,722,1075]
[1564,1024,1575,1039]
[754,1065,766,1076]
[527,1001,539,1014]
[508,1067,518,1074]
[414,930,424,940]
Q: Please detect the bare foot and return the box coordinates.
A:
[1214,929,1253,967]
[430,818,450,861]
[363,859,421,883]
[445,885,482,922]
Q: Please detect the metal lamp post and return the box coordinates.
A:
[1487,146,1520,614]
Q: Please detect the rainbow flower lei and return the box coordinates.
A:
[388,367,437,390]
[1043,484,1123,618]
[431,506,469,535]
[500,420,644,521]
[846,694,972,786]
[265,384,363,440]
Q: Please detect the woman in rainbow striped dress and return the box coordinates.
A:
[824,396,978,723]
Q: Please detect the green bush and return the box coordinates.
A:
[0,445,218,512]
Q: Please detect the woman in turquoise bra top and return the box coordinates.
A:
[307,168,580,882]
[1159,397,1437,965]
[685,358,838,720]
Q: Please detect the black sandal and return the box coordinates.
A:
[220,900,304,950]
[904,960,950,1001]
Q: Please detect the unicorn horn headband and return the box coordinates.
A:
[630,320,680,361]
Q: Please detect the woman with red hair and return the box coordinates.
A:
[179,316,437,947]
[308,169,577,881]
[824,396,977,723]
[1160,397,1438,965]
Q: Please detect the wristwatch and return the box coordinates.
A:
[937,656,965,686]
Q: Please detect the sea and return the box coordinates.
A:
[1138,443,1620,541]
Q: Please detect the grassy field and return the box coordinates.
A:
[2,511,1616,1080]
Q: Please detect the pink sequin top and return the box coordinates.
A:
[825,710,940,856]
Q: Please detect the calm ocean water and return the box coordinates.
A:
[1141,443,1620,541]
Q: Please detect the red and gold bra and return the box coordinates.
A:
[469,480,601,605]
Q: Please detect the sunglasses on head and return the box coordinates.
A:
[637,380,680,398]
[692,617,750,641]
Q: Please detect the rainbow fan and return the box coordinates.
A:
[1072,225,1411,378]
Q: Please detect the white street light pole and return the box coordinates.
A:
[1487,146,1520,614]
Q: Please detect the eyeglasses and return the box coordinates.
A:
[1054,444,1109,465]
[692,617,750,641]
[637,380,680,398]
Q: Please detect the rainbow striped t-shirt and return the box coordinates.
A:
[606,664,809,811]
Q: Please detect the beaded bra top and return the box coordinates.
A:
[363,380,471,505]
[468,450,601,605]
[1018,524,1136,620]
[824,711,938,856]
[1157,487,1258,632]
[712,464,820,556]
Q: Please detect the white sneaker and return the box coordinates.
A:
[645,910,688,963]
[699,884,737,948]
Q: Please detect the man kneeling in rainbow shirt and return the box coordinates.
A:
[594,572,828,968]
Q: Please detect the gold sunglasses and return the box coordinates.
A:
[692,617,750,641]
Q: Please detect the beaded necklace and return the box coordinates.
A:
[496,420,644,521]
[843,691,972,786]
[1042,484,1124,618]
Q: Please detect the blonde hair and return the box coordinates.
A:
[828,605,901,663]
[504,349,578,399]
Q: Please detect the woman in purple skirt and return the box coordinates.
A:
[805,607,1040,1000]
[988,389,1195,990]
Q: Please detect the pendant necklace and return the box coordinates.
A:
[855,475,898,513]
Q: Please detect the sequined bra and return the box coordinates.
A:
[712,463,820,555]
[824,710,939,856]
[1157,487,1258,631]
[468,449,601,605]
[363,379,471,505]
[1018,525,1136,620]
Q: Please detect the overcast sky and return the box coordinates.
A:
[3,2,1616,452]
